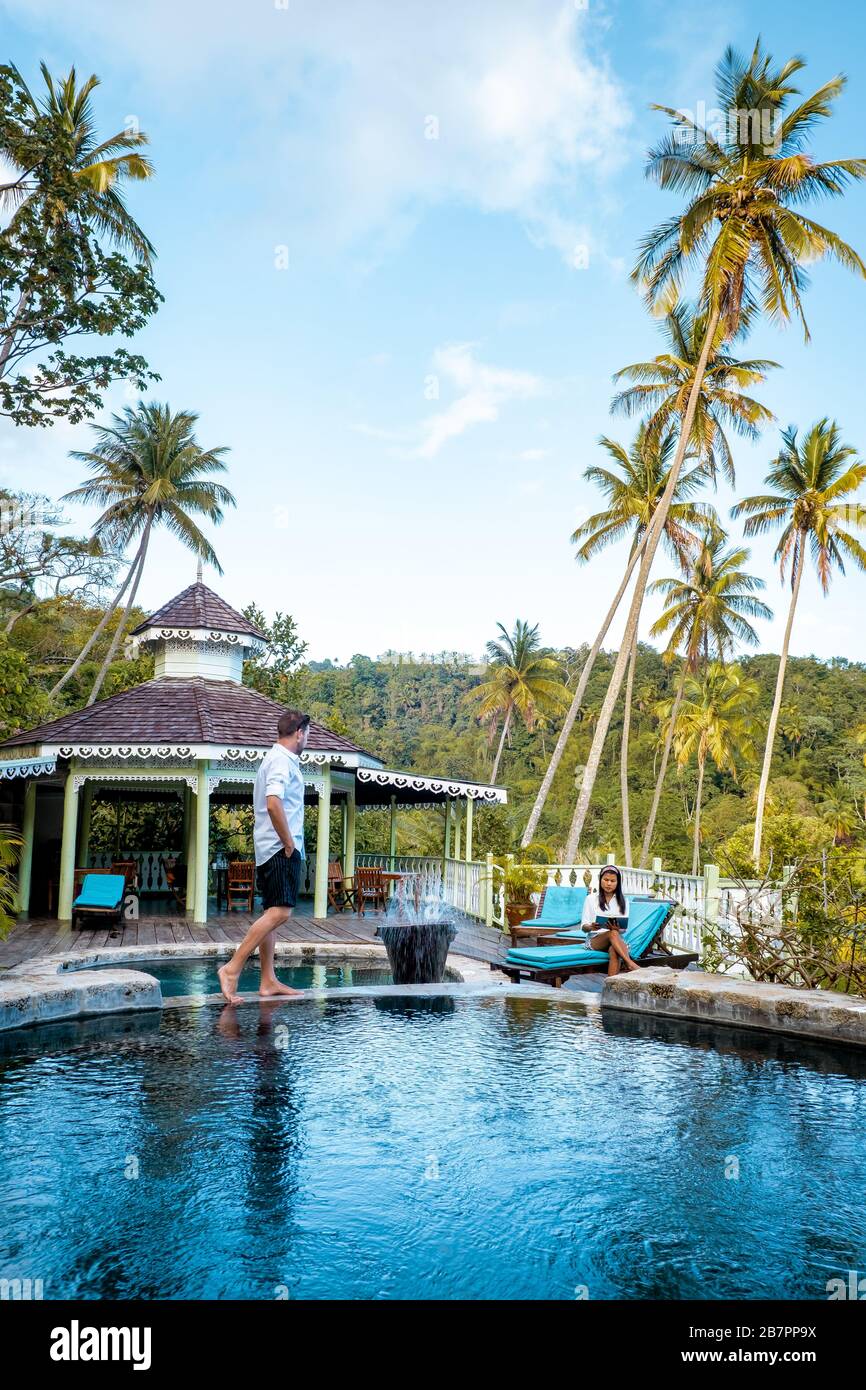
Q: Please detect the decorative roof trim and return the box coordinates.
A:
[34,744,361,764]
[357,767,507,802]
[0,755,57,780]
[72,772,197,793]
[129,627,266,652]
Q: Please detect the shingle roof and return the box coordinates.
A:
[130,582,266,640]
[0,678,375,759]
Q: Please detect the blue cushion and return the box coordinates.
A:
[519,884,588,928]
[506,900,671,967]
[73,874,126,909]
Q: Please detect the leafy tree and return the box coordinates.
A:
[735,419,866,866]
[662,661,759,873]
[0,63,161,426]
[242,604,309,700]
[465,621,568,783]
[640,527,771,864]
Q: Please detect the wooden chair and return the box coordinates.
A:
[111,860,138,892]
[355,866,387,916]
[164,862,187,912]
[227,859,256,911]
[327,860,356,912]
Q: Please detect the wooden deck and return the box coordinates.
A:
[0,901,510,971]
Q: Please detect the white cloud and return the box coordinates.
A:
[3,0,632,265]
[414,343,546,458]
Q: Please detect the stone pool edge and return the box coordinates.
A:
[0,941,574,1032]
[603,966,866,1047]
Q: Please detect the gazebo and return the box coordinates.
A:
[0,581,507,922]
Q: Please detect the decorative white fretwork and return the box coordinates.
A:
[132,626,266,652]
[0,756,57,780]
[59,744,195,760]
[356,767,506,802]
[71,772,198,793]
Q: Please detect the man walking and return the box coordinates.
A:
[218,710,310,1003]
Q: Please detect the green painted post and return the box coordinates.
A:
[443,799,452,862]
[453,804,463,862]
[389,795,397,871]
[78,780,93,866]
[484,850,494,928]
[345,783,356,879]
[341,799,347,863]
[187,787,197,917]
[703,862,720,927]
[651,855,662,895]
[504,851,514,920]
[313,765,332,919]
[17,779,36,915]
[193,763,210,924]
[57,770,80,922]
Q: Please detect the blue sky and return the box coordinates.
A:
[2,0,866,664]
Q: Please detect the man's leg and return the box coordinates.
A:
[258,911,303,997]
[218,905,289,1003]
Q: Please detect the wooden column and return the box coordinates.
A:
[313,764,332,919]
[58,769,80,922]
[17,780,37,916]
[389,795,397,870]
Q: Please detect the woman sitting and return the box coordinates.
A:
[581,864,640,977]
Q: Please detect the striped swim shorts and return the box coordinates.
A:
[256,847,304,910]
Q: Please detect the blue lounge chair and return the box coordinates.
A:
[71,873,127,930]
[500,899,697,987]
[517,883,588,930]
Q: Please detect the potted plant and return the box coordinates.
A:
[503,860,549,929]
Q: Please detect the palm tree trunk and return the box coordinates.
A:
[752,545,804,867]
[519,544,643,848]
[638,662,687,868]
[49,531,146,698]
[563,305,721,861]
[620,631,638,866]
[489,704,513,784]
[86,516,153,705]
[692,753,706,876]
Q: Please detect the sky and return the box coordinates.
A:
[2,0,866,664]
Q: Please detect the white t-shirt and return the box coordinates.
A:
[253,744,305,866]
[581,891,630,930]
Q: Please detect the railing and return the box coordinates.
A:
[88,848,174,893]
[354,852,506,929]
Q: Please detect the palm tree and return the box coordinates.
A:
[662,662,758,874]
[521,318,774,854]
[521,426,714,859]
[638,527,771,865]
[466,621,569,784]
[564,39,866,862]
[52,403,235,704]
[0,63,154,260]
[612,301,777,484]
[734,419,866,866]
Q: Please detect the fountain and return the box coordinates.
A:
[377,880,457,984]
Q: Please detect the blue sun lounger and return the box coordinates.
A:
[500,898,697,987]
[71,873,127,930]
[517,884,588,930]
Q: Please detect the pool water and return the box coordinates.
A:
[1,995,864,1300]
[79,956,419,997]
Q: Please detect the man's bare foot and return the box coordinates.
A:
[259,978,304,998]
[218,963,242,1003]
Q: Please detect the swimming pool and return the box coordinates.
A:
[76,955,458,997]
[1,994,864,1300]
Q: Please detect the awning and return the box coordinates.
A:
[356,766,507,807]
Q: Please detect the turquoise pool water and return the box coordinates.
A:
[0,995,864,1300]
[78,956,419,997]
